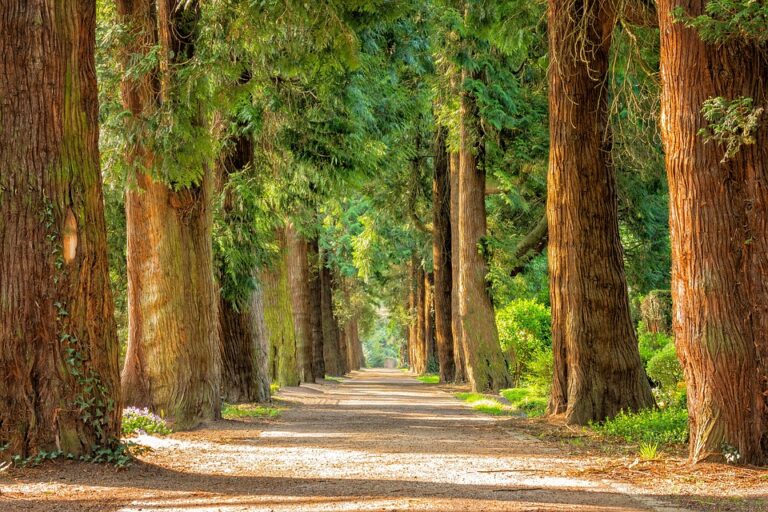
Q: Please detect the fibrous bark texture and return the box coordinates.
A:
[320,255,345,376]
[657,0,768,464]
[458,70,511,393]
[262,231,299,387]
[433,129,455,383]
[286,224,315,383]
[0,0,121,457]
[219,287,271,403]
[118,0,220,430]
[307,237,326,379]
[546,0,653,424]
[449,152,466,383]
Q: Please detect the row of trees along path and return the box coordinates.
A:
[0,0,766,479]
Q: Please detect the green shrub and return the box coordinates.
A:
[122,407,172,436]
[637,321,672,365]
[501,386,547,417]
[496,299,551,385]
[592,407,688,445]
[526,347,553,395]
[647,341,685,406]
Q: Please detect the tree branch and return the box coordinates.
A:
[509,215,548,278]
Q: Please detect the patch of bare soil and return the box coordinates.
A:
[1,369,764,511]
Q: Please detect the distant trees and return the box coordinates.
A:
[0,0,121,456]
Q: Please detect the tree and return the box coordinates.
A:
[657,0,768,464]
[432,128,456,382]
[117,0,220,429]
[457,66,512,392]
[0,0,121,457]
[262,230,300,387]
[545,0,654,424]
[286,224,316,383]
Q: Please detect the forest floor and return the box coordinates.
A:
[1,368,766,511]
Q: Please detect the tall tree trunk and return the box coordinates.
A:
[216,126,270,404]
[458,69,512,392]
[262,231,299,387]
[449,152,466,383]
[320,256,344,376]
[219,286,271,403]
[546,0,653,424]
[0,0,121,457]
[286,224,315,383]
[413,265,428,374]
[118,0,220,430]
[433,129,455,382]
[308,237,325,378]
[425,272,436,371]
[657,0,768,464]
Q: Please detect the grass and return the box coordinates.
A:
[221,403,281,420]
[416,374,439,384]
[639,442,660,461]
[591,407,688,445]
[500,387,548,417]
[455,392,517,416]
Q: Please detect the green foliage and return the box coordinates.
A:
[221,403,281,420]
[647,342,685,406]
[526,347,554,396]
[592,408,689,445]
[417,374,439,384]
[496,299,551,385]
[675,0,768,44]
[699,96,764,162]
[122,407,172,436]
[637,322,673,366]
[500,387,547,417]
[455,392,517,416]
[639,442,660,461]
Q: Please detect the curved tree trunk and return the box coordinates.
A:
[433,128,455,382]
[308,237,326,379]
[546,0,653,424]
[458,69,511,393]
[286,224,315,383]
[450,152,466,383]
[0,0,121,457]
[219,286,271,403]
[657,0,768,465]
[262,231,299,387]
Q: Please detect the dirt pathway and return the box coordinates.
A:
[1,369,686,511]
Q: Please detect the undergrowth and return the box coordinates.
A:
[222,403,281,420]
[416,374,439,384]
[591,407,688,445]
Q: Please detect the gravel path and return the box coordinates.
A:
[1,368,685,511]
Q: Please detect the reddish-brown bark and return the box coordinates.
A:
[657,0,768,464]
[118,0,220,429]
[546,0,653,424]
[0,0,121,457]
[307,237,326,379]
[449,152,466,383]
[286,224,315,383]
[458,69,511,392]
[433,129,455,382]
